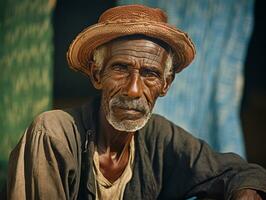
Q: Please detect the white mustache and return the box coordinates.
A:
[110,96,149,113]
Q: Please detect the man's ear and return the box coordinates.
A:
[160,74,174,97]
[89,62,102,90]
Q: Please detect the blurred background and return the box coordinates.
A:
[0,0,265,193]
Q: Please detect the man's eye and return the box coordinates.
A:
[141,68,160,78]
[112,64,128,71]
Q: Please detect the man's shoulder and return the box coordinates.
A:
[143,113,191,140]
[149,113,173,124]
[139,113,202,158]
[29,106,84,141]
[146,113,182,131]
[35,109,74,122]
[34,107,80,128]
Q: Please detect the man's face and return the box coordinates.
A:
[96,38,171,132]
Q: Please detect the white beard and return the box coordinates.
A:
[105,96,151,132]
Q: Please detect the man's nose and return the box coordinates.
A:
[124,73,143,98]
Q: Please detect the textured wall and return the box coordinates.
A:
[0,0,54,188]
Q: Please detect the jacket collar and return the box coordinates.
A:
[79,96,159,199]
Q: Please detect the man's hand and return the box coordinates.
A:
[231,189,262,200]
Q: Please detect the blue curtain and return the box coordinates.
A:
[118,0,254,157]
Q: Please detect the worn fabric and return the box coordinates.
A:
[7,97,266,200]
[93,137,134,200]
[118,0,254,157]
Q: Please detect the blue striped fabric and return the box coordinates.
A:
[118,0,254,157]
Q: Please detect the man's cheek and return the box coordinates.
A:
[144,87,161,106]
[102,80,121,97]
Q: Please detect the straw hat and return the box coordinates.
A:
[67,4,196,76]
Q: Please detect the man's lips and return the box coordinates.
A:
[111,106,144,119]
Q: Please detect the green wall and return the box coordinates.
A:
[0,0,54,188]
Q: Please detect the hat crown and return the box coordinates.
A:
[98,5,167,23]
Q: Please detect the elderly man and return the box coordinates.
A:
[7,4,266,200]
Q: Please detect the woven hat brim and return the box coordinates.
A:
[67,21,196,76]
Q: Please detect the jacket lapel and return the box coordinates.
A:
[78,98,99,199]
[124,130,159,200]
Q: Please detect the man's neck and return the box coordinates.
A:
[97,106,134,157]
[95,106,134,183]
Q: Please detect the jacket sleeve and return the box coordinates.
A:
[146,115,266,199]
[7,112,80,200]
[165,124,266,199]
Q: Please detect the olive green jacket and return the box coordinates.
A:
[7,98,266,200]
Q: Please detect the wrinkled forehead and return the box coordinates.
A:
[107,34,172,52]
[105,35,171,62]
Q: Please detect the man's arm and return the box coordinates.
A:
[149,115,266,199]
[231,189,264,200]
[7,112,80,200]
[174,132,266,199]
